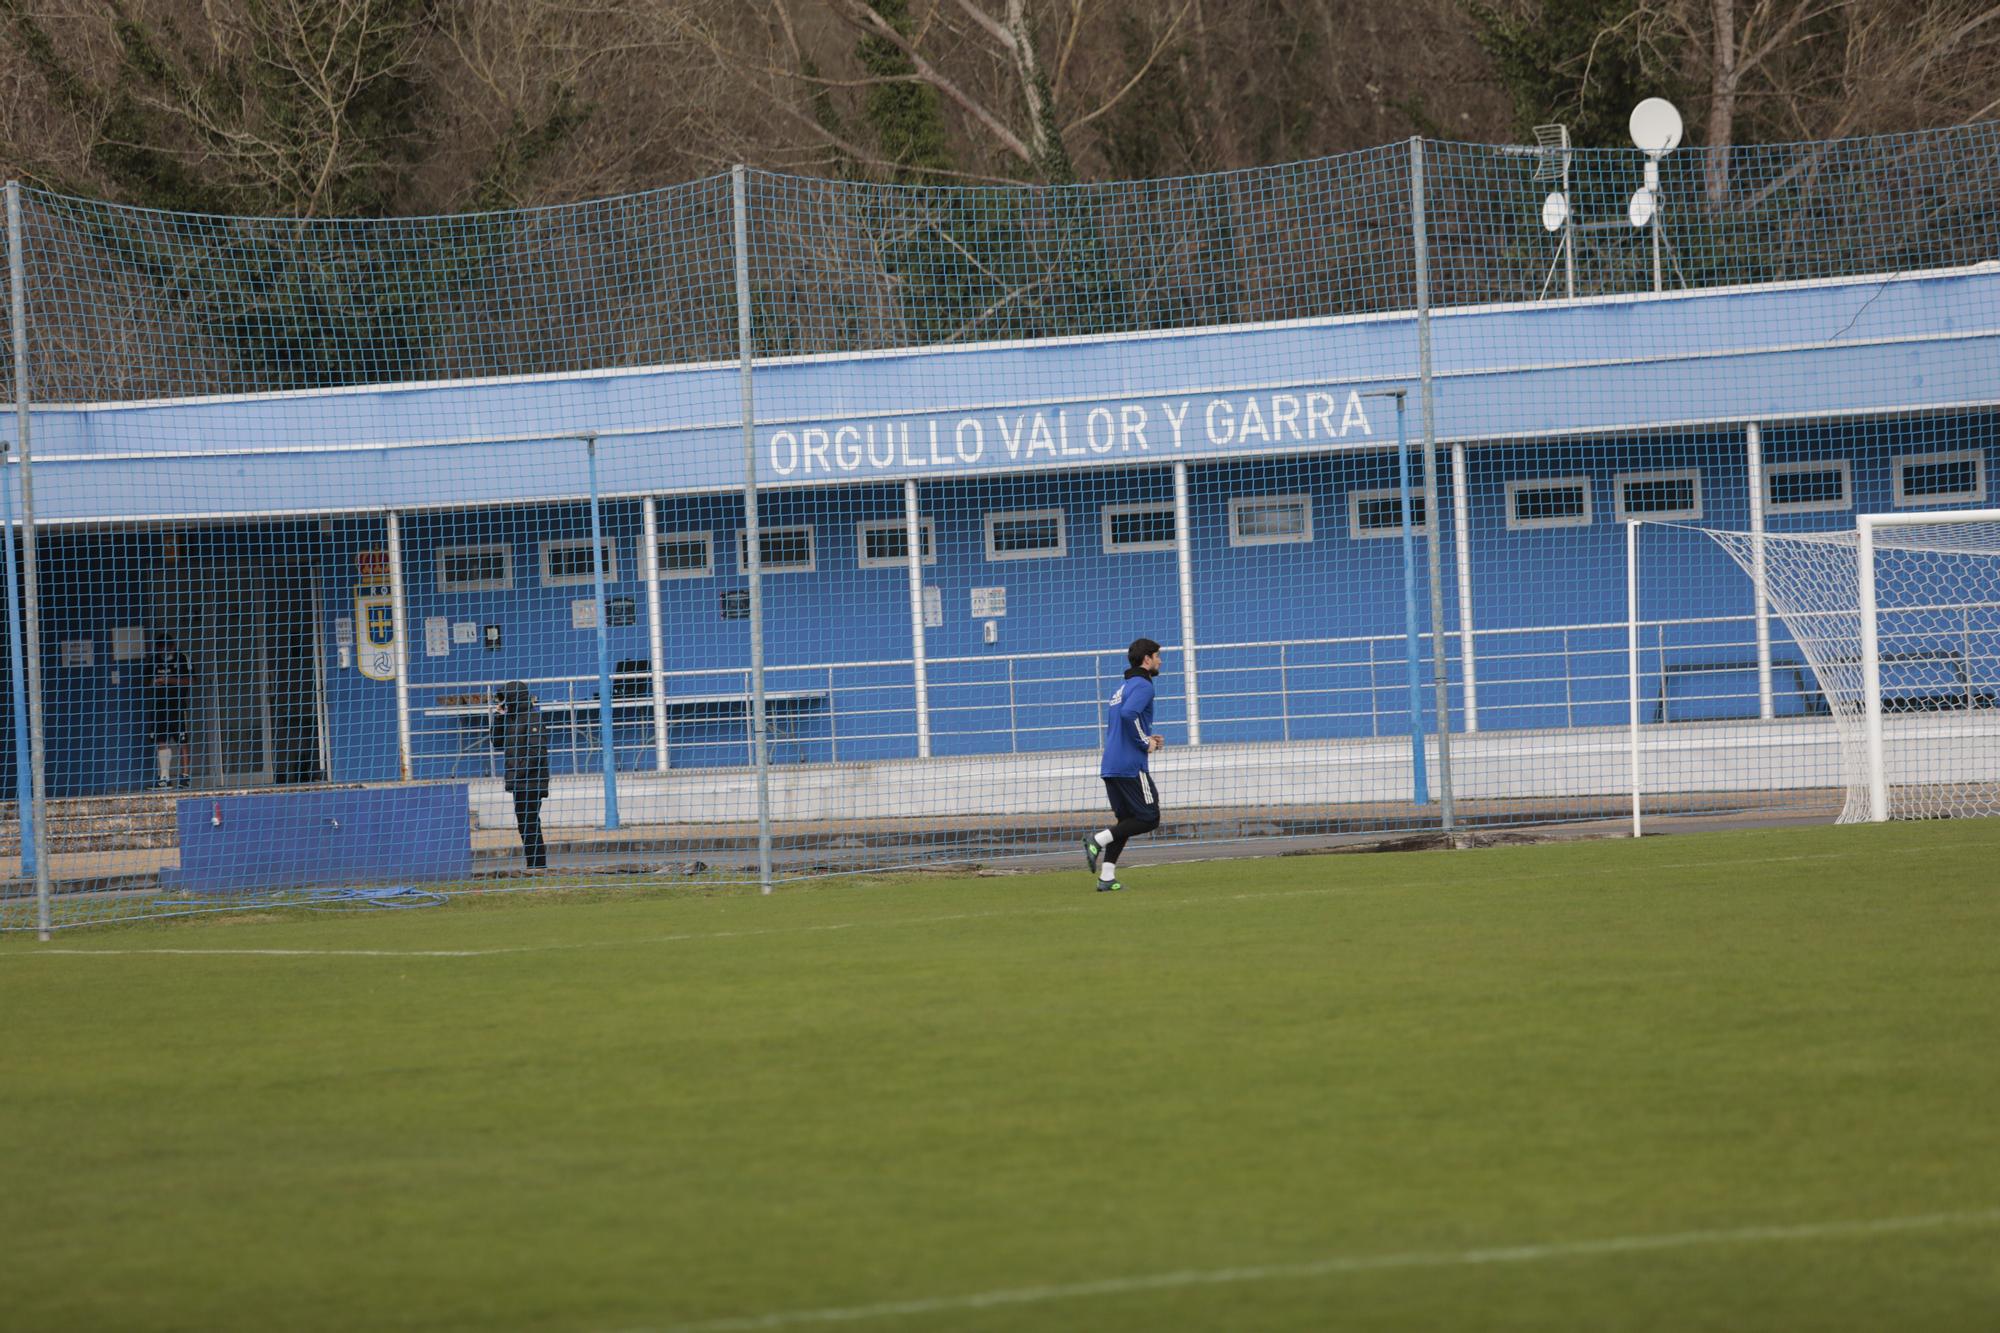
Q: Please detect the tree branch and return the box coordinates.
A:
[832,0,1035,163]
[1064,0,1194,135]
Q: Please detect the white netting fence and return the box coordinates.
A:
[3,121,1999,929]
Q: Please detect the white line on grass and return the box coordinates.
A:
[3,890,1368,959]
[15,946,501,957]
[4,839,1977,960]
[7,921,866,959]
[635,1206,2000,1332]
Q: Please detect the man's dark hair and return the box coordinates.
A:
[1127,638,1161,668]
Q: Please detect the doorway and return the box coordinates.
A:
[157,557,325,788]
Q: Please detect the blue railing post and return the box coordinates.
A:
[585,433,619,831]
[1393,391,1429,805]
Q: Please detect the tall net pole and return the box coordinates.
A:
[5,183,51,936]
[1409,139,1457,839]
[733,166,774,894]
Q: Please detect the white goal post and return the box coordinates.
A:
[1686,509,2000,825]
[1856,509,2000,822]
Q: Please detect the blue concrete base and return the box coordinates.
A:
[159,784,471,894]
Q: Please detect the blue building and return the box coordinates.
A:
[6,256,1997,834]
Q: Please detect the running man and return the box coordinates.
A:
[1084,637,1164,892]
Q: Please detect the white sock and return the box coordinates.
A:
[1099,862,1117,882]
[1094,829,1113,846]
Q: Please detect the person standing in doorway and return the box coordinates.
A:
[144,632,194,789]
[493,680,550,871]
[1083,638,1165,892]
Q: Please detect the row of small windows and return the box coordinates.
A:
[434,495,1370,594]
[1501,451,1987,530]
[434,452,1989,590]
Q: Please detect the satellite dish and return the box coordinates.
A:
[1541,192,1570,233]
[1628,188,1657,228]
[1629,98,1683,156]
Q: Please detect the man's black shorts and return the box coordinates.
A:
[149,711,188,746]
[1103,774,1160,824]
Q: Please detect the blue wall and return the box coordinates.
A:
[17,408,2000,794]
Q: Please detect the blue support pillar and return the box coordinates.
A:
[1394,393,1431,806]
[586,433,620,831]
[0,468,30,874]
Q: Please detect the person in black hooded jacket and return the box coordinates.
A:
[492,680,550,870]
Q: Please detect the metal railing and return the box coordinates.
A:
[385,604,2000,781]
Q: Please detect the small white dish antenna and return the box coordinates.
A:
[1629,98,1683,157]
[1628,188,1657,228]
[1541,192,1570,233]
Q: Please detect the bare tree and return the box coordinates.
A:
[422,1,772,207]
[0,0,435,215]
[1623,0,2000,202]
[730,0,1193,182]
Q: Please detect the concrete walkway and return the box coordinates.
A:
[0,787,1842,897]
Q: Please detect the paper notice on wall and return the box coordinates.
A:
[923,585,943,628]
[335,617,355,650]
[572,599,598,630]
[112,625,147,661]
[424,616,450,658]
[60,639,95,668]
[452,620,478,645]
[971,586,1006,618]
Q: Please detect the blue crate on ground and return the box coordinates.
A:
[159,784,471,894]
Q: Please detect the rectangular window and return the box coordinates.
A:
[856,518,937,569]
[655,531,712,580]
[540,538,619,587]
[1103,503,1177,553]
[1614,469,1702,521]
[1894,450,1985,506]
[1228,495,1313,547]
[436,543,512,593]
[738,526,815,573]
[1347,488,1431,540]
[984,509,1067,561]
[1506,477,1593,530]
[1765,460,1851,514]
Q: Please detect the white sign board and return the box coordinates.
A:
[424,616,450,658]
[971,586,1007,618]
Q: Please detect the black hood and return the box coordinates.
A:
[497,680,535,710]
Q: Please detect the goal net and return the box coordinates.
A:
[1700,514,2000,822]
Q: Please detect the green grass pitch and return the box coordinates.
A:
[4,822,2000,1331]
